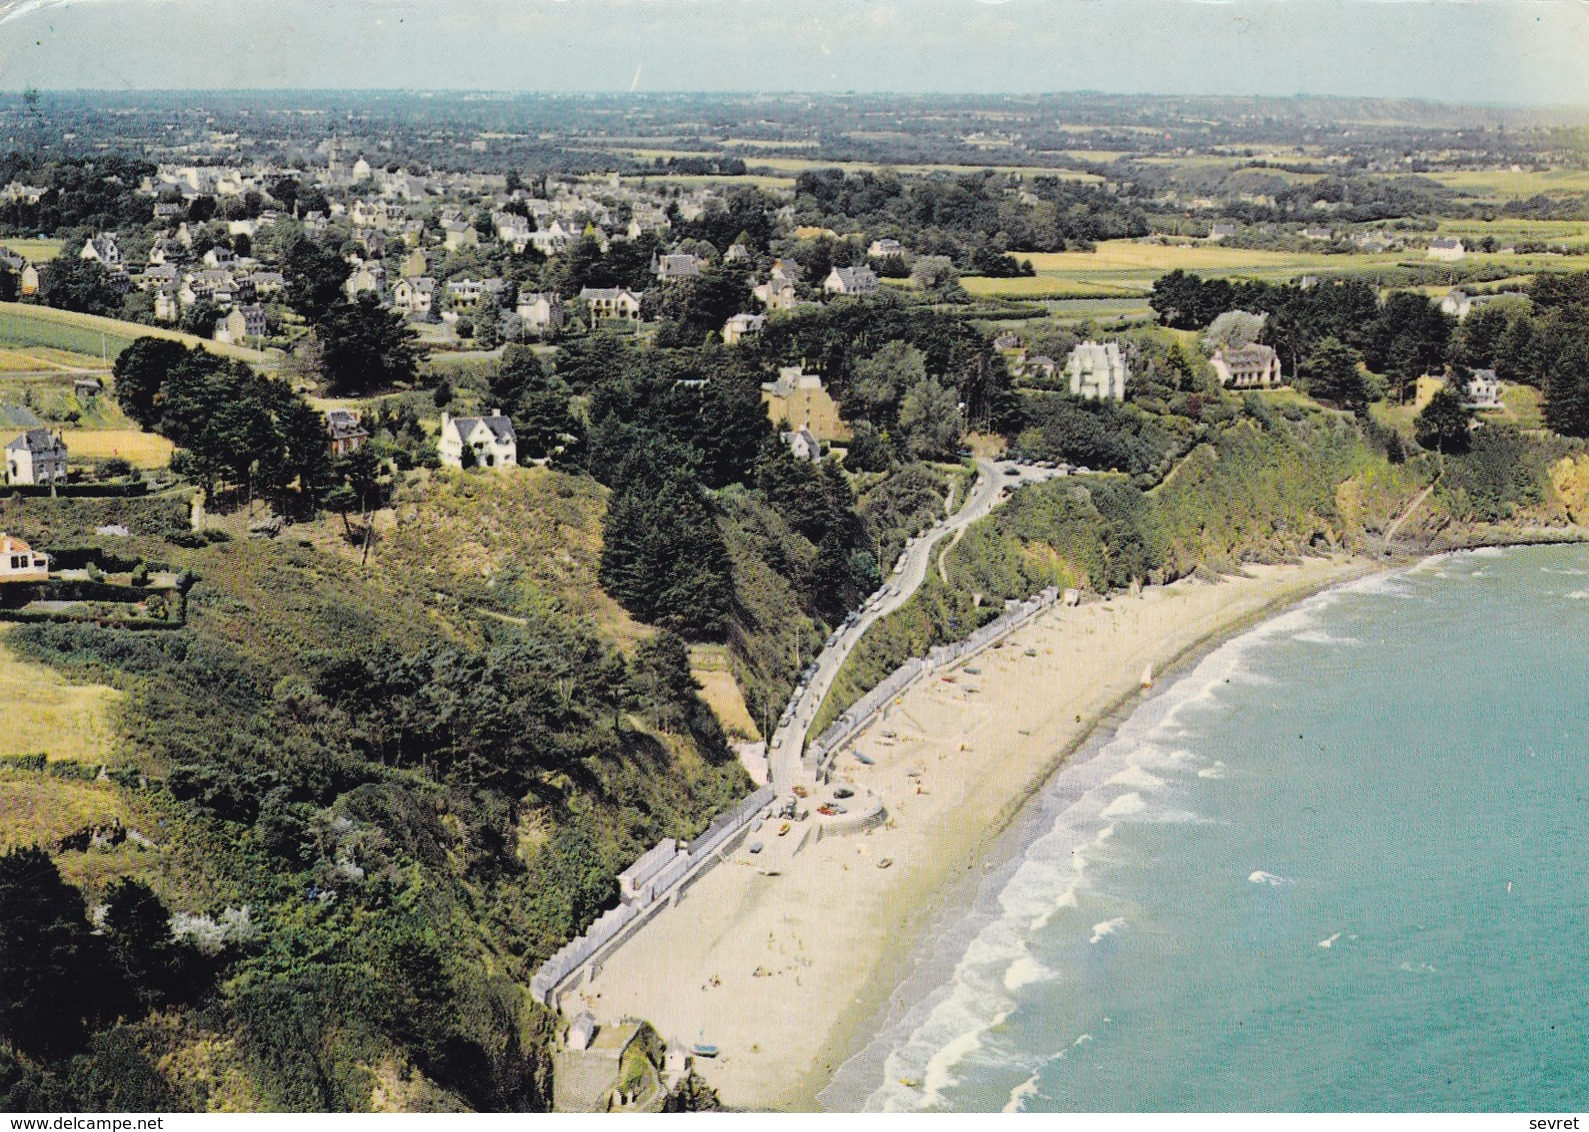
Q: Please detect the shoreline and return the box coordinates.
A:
[576,553,1389,1111]
[807,553,1393,1111]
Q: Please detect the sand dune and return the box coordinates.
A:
[574,556,1373,1111]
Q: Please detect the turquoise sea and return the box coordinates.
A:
[824,545,1589,1112]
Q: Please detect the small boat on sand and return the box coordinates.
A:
[877,858,893,869]
[854,751,875,766]
[693,1043,719,1058]
[1141,663,1154,690]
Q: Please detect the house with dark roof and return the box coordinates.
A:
[823,265,880,296]
[652,253,704,280]
[579,287,644,321]
[1211,343,1284,389]
[439,410,517,469]
[6,428,68,486]
[325,409,369,457]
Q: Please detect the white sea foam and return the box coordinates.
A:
[1542,566,1588,576]
[1003,954,1054,991]
[915,1008,1010,1110]
[1464,546,1505,558]
[1248,870,1291,886]
[1318,932,1342,949]
[1003,1070,1044,1113]
[1197,760,1228,779]
[857,582,1357,1111]
[1099,792,1145,819]
[1566,590,1589,601]
[1107,765,1166,790]
[1293,629,1361,646]
[1089,917,1127,944]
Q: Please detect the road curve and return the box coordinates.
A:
[767,458,1006,789]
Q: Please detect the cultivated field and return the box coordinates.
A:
[1426,168,1589,202]
[60,427,175,467]
[0,627,122,763]
[963,238,1589,299]
[0,237,64,262]
[0,345,108,372]
[0,303,274,365]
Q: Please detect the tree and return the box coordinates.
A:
[1415,384,1474,453]
[1544,338,1589,438]
[1202,309,1267,350]
[897,376,964,460]
[599,451,734,639]
[36,252,120,316]
[112,337,189,428]
[282,234,351,322]
[0,846,105,1058]
[846,340,926,430]
[1301,337,1370,415]
[101,879,182,1011]
[316,294,422,395]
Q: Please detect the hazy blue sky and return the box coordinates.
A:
[0,0,1585,104]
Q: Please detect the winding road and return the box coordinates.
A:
[765,457,1065,789]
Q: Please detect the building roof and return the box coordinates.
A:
[1217,343,1279,368]
[326,409,369,441]
[0,532,37,556]
[7,428,64,454]
[449,413,517,445]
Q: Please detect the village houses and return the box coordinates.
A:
[325,409,369,457]
[580,287,644,321]
[722,312,766,345]
[824,264,881,296]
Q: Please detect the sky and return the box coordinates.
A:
[0,0,1585,105]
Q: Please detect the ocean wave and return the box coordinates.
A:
[1106,764,1166,790]
[1566,590,1589,601]
[1318,932,1342,949]
[1089,917,1127,944]
[1196,760,1228,780]
[1292,629,1361,646]
[915,1008,1011,1110]
[1542,566,1588,576]
[1099,792,1145,819]
[1248,870,1291,886]
[1003,954,1054,991]
[1003,1069,1045,1113]
[1463,546,1506,558]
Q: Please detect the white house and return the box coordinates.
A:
[1207,222,1237,242]
[1065,341,1129,401]
[722,312,766,345]
[1210,343,1284,389]
[439,410,517,470]
[5,428,68,485]
[0,532,49,582]
[867,237,905,258]
[393,276,436,318]
[824,265,880,295]
[1428,237,1466,262]
[515,291,565,332]
[1465,368,1501,409]
[579,287,644,321]
[214,304,267,345]
[781,427,821,461]
[79,234,122,268]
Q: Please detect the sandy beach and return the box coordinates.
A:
[575,555,1378,1110]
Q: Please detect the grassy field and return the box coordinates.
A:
[0,303,274,365]
[0,237,64,263]
[0,345,109,372]
[1434,218,1589,244]
[60,427,174,467]
[0,627,122,762]
[963,238,1589,300]
[689,644,761,741]
[1426,168,1589,202]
